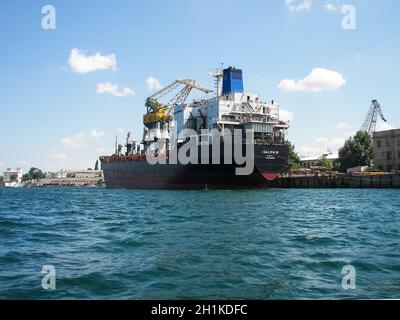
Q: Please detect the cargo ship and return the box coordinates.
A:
[100,66,289,189]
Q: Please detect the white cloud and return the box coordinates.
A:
[98,147,105,153]
[18,160,31,166]
[335,122,352,130]
[315,137,329,144]
[0,162,4,167]
[61,132,85,150]
[375,121,394,132]
[298,145,322,157]
[146,76,163,91]
[278,68,346,92]
[89,129,105,139]
[117,128,125,134]
[325,3,338,11]
[279,109,294,122]
[298,121,350,157]
[324,1,343,12]
[96,82,135,98]
[46,153,67,160]
[285,0,344,13]
[330,137,346,146]
[285,0,314,12]
[316,137,345,148]
[299,136,345,157]
[68,48,117,74]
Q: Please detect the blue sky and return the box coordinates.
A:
[0,0,399,171]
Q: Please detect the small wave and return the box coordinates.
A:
[0,251,22,264]
[118,238,144,248]
[0,219,27,229]
[293,234,335,245]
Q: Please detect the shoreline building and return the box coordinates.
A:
[3,168,23,187]
[56,170,103,179]
[300,153,339,169]
[373,129,400,172]
[3,168,23,183]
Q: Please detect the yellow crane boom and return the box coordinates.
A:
[144,79,212,127]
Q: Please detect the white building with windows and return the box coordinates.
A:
[373,129,400,172]
[300,153,339,169]
[3,168,23,187]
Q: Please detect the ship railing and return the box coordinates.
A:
[100,154,146,163]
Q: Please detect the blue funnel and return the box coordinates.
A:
[222,67,244,95]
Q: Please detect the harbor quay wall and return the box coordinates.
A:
[33,178,103,187]
[271,174,400,188]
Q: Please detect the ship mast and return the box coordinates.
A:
[210,63,224,97]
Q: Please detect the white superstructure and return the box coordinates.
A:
[141,67,289,154]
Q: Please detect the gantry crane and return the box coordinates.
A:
[361,99,387,135]
[144,79,212,127]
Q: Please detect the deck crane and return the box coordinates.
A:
[144,79,212,128]
[361,99,387,135]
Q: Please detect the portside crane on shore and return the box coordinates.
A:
[361,99,387,135]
